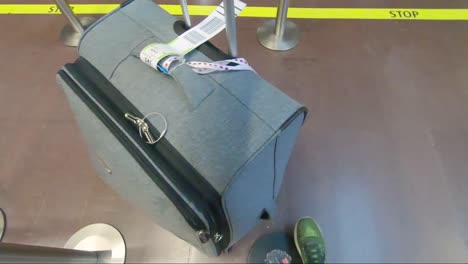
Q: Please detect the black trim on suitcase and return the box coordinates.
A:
[59,57,230,254]
[279,107,308,131]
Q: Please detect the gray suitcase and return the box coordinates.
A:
[56,0,307,256]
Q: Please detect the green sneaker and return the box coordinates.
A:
[294,217,326,264]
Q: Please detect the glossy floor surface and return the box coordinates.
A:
[1,0,468,262]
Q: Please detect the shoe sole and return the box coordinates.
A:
[294,218,304,262]
[294,217,325,264]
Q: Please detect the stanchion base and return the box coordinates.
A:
[60,17,97,47]
[64,223,126,264]
[0,208,5,241]
[257,19,300,51]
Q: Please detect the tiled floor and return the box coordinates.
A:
[1,0,468,262]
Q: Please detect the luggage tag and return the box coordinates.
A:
[139,0,254,75]
[139,43,182,75]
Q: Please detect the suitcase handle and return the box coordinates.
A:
[179,0,238,57]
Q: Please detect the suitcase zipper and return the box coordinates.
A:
[59,58,230,254]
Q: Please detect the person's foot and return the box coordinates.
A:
[294,217,326,264]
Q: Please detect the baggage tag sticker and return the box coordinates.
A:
[140,43,181,74]
[168,0,246,55]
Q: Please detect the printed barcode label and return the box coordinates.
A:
[171,0,245,53]
[200,16,224,35]
[182,30,206,45]
[216,6,224,15]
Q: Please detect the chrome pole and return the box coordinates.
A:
[54,0,97,47]
[223,0,238,57]
[55,0,84,34]
[0,243,111,263]
[0,209,5,242]
[275,0,288,39]
[257,0,300,51]
[180,0,192,27]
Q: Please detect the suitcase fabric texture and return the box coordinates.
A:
[56,0,307,256]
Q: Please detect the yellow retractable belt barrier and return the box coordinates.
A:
[1,4,468,20]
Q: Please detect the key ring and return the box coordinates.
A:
[124,112,168,145]
[140,112,168,144]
